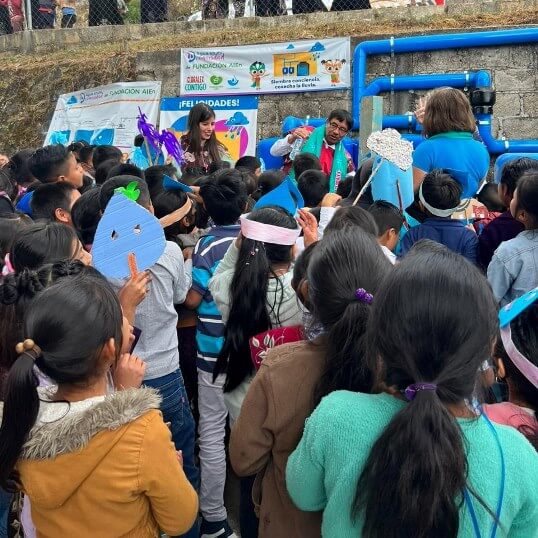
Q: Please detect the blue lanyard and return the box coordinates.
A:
[463,412,505,538]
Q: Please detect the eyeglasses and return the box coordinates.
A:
[327,121,349,135]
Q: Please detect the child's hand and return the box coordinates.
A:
[119,271,151,307]
[320,193,342,208]
[183,247,194,260]
[297,209,319,248]
[113,353,146,390]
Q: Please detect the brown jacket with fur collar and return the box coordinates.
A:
[16,387,198,538]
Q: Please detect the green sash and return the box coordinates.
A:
[289,125,348,192]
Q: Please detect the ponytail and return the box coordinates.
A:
[356,247,498,537]
[354,390,466,537]
[0,276,123,490]
[214,206,296,391]
[0,347,40,490]
[307,228,391,405]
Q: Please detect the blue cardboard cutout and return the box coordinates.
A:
[371,156,414,211]
[499,287,538,328]
[254,176,304,215]
[92,192,166,279]
[163,175,193,193]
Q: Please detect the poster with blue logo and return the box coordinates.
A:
[45,82,162,153]
[159,96,258,161]
[180,38,350,96]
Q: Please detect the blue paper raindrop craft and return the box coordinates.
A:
[92,191,166,279]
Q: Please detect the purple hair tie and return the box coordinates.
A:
[355,288,373,304]
[404,383,437,401]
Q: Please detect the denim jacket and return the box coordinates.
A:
[487,230,538,305]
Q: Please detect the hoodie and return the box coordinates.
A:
[15,387,198,538]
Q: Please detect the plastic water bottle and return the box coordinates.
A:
[289,115,310,161]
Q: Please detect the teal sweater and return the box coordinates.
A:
[286,391,538,537]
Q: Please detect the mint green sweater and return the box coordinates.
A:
[286,391,538,537]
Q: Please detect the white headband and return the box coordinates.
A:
[240,215,301,246]
[418,182,466,217]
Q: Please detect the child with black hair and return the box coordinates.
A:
[368,200,405,264]
[0,213,32,274]
[231,228,390,538]
[182,166,206,185]
[0,276,198,537]
[106,162,145,182]
[292,152,322,180]
[144,164,178,200]
[287,247,538,537]
[30,182,80,225]
[211,205,303,538]
[10,222,92,271]
[181,168,247,538]
[235,155,262,177]
[153,189,197,245]
[336,174,353,198]
[252,170,285,201]
[94,158,124,186]
[400,169,478,263]
[0,168,17,214]
[71,187,101,249]
[207,161,231,175]
[488,171,538,305]
[478,157,538,269]
[484,298,538,450]
[99,177,199,536]
[324,205,378,237]
[297,169,329,208]
[28,145,84,188]
[92,144,122,171]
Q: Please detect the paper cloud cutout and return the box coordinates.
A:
[92,192,166,279]
[309,42,326,52]
[225,112,249,126]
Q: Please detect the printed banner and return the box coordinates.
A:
[45,82,162,152]
[180,38,350,96]
[159,96,258,162]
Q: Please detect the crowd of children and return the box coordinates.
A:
[0,92,537,538]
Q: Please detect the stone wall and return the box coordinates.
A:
[136,37,538,142]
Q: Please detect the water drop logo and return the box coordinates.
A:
[228,76,239,87]
[66,95,78,106]
[186,51,196,63]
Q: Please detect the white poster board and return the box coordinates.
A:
[45,82,162,152]
[180,38,350,96]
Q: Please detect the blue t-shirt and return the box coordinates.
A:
[412,132,490,198]
[400,217,478,264]
[191,225,240,373]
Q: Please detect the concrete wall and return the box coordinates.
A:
[136,35,538,142]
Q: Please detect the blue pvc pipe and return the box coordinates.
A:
[353,28,538,153]
[364,70,491,131]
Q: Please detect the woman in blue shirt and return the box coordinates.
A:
[413,88,490,199]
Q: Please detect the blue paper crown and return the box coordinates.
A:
[499,287,538,328]
[163,175,193,193]
[254,176,304,216]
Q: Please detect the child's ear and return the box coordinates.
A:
[55,207,70,224]
[100,337,117,370]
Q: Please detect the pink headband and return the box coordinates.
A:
[500,325,538,389]
[240,215,301,246]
